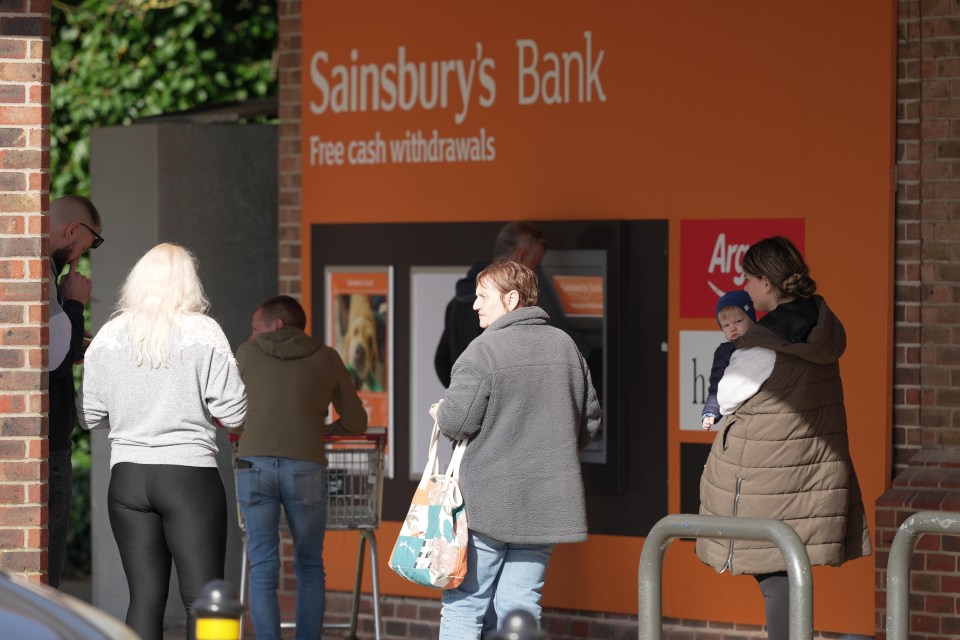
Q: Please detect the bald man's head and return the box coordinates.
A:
[50,196,102,269]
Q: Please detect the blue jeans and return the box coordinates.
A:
[237,457,328,640]
[439,531,554,640]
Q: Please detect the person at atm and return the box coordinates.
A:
[434,222,547,388]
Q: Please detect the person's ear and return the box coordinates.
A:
[505,290,520,311]
[63,221,79,242]
[273,318,284,331]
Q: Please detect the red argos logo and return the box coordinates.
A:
[680,219,805,319]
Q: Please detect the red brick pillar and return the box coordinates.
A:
[0,2,50,583]
[273,0,303,629]
[878,1,960,636]
[278,0,302,297]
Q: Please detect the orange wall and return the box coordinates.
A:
[302,2,896,634]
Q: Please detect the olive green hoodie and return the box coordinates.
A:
[235,326,367,465]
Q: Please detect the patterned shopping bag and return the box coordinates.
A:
[388,421,468,589]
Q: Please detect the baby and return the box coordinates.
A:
[701,289,756,430]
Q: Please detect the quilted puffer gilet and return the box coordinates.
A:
[696,296,872,575]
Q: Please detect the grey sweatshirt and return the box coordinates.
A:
[78,313,247,469]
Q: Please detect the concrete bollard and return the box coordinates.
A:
[192,579,243,640]
[484,609,548,640]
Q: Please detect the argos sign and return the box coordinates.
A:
[680,219,805,319]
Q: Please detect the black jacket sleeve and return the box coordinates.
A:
[50,299,85,380]
[702,341,735,418]
[434,320,453,389]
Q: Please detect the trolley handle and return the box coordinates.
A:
[324,431,387,444]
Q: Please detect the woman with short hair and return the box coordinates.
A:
[432,259,601,640]
[79,243,247,640]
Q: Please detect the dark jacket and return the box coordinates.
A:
[702,341,735,420]
[433,262,591,388]
[49,259,85,452]
[436,306,601,544]
[235,326,367,465]
[434,262,487,388]
[697,296,872,575]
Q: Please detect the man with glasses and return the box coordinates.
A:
[48,195,103,588]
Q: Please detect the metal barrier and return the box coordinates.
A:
[886,510,960,640]
[638,514,813,640]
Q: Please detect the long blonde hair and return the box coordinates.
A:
[115,243,210,367]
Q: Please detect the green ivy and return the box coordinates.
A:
[53,0,277,578]
[51,0,278,197]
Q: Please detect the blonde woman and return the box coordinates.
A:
[78,243,247,640]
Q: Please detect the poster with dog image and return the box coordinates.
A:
[326,267,393,475]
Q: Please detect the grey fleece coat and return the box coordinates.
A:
[436,306,601,545]
[697,296,872,575]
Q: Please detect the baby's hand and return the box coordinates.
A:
[702,415,716,431]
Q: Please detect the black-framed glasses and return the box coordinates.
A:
[78,222,104,249]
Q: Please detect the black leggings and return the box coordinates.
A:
[108,463,227,640]
[755,571,789,640]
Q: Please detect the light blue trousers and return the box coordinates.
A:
[439,531,554,640]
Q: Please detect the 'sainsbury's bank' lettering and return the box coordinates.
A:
[517,31,605,105]
[310,43,495,125]
[307,32,605,123]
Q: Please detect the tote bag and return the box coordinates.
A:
[388,421,468,589]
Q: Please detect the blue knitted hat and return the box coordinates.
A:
[715,290,757,323]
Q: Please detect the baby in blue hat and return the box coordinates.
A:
[701,290,757,430]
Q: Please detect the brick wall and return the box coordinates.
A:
[277,0,301,297]
[893,0,923,475]
[0,2,49,583]
[274,0,302,622]
[874,0,960,638]
[319,593,862,640]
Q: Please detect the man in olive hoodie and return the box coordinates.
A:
[235,295,367,640]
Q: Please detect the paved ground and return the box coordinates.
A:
[60,575,193,639]
[58,576,360,639]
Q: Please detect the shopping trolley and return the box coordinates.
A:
[235,433,386,640]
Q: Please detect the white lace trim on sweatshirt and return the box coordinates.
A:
[87,313,236,363]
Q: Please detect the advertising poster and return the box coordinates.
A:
[679,330,727,431]
[678,219,806,431]
[680,219,805,319]
[325,267,393,476]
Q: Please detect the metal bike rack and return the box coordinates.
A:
[886,510,960,640]
[638,514,813,640]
